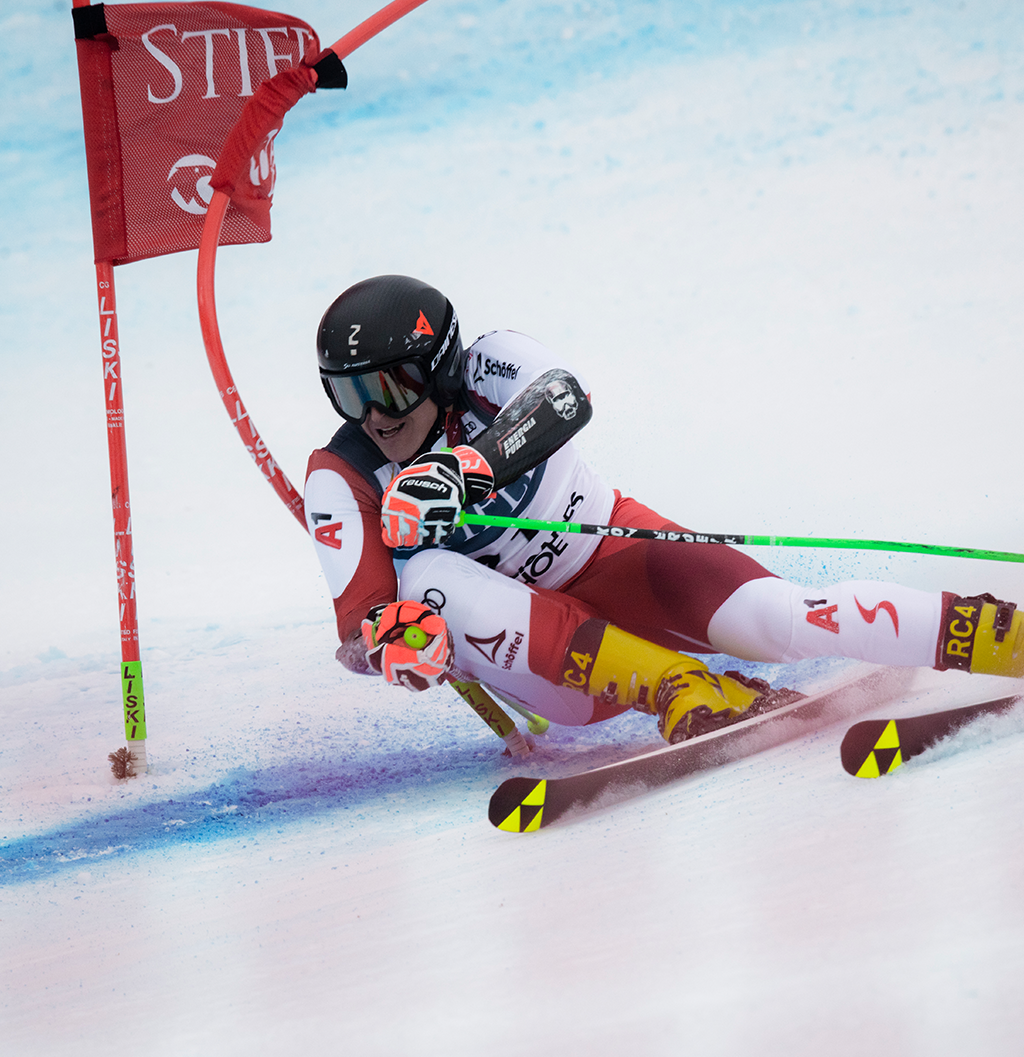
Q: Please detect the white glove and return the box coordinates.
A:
[380,445,494,549]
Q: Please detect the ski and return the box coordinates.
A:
[489,664,910,831]
[840,693,1024,778]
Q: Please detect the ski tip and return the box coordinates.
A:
[488,777,548,832]
[841,695,1024,779]
[840,719,905,778]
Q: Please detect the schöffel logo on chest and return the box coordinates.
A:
[474,356,522,386]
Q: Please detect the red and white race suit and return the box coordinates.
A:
[305,330,944,725]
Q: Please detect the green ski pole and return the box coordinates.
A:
[458,513,1024,564]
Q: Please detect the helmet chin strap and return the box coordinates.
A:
[443,407,463,448]
[403,405,460,465]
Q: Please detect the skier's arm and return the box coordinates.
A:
[305,451,399,670]
[380,368,592,548]
[471,368,591,492]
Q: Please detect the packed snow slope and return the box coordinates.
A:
[2,2,1024,1054]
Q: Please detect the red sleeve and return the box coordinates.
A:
[305,449,398,642]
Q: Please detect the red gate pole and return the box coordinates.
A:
[94,260,148,771]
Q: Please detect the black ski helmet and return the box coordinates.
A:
[317,275,465,422]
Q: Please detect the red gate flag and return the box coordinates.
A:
[73,2,321,265]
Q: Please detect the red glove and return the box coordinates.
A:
[380,445,494,549]
[361,600,453,691]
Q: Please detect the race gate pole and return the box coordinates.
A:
[94,261,148,771]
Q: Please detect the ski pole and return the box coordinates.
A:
[448,679,533,756]
[495,695,550,735]
[458,513,1024,564]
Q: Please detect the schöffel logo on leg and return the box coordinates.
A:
[465,630,506,665]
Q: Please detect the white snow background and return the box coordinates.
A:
[3,1,1024,1053]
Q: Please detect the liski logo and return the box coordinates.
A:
[167,154,216,214]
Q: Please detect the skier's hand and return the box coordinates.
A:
[380,446,494,549]
[361,600,453,691]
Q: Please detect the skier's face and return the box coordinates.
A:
[362,397,440,463]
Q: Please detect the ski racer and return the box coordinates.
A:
[304,274,1024,744]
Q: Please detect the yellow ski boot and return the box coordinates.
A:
[561,619,803,743]
[937,594,1024,678]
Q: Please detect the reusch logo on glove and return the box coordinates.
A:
[398,476,455,500]
[380,452,467,548]
[404,477,447,491]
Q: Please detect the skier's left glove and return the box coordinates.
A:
[361,600,454,691]
[380,445,495,549]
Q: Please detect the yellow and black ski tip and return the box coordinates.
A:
[841,696,1022,778]
[488,777,548,832]
[841,719,905,778]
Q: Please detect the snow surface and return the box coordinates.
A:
[3,1,1024,1053]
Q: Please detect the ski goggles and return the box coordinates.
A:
[323,361,431,423]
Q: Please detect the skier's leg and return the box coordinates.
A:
[559,495,779,654]
[559,618,803,742]
[933,592,1024,676]
[707,579,1024,677]
[399,548,608,726]
[707,578,943,665]
[566,495,1023,680]
[399,548,796,740]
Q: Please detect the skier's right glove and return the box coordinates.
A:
[380,445,495,548]
[361,600,454,691]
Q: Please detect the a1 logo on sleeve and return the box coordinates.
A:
[313,516,343,549]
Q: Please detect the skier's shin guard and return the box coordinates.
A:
[560,619,793,743]
[936,594,1024,678]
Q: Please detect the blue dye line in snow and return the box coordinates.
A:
[0,658,854,885]
[0,753,494,886]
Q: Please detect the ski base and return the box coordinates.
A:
[840,694,1023,777]
[489,664,911,831]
